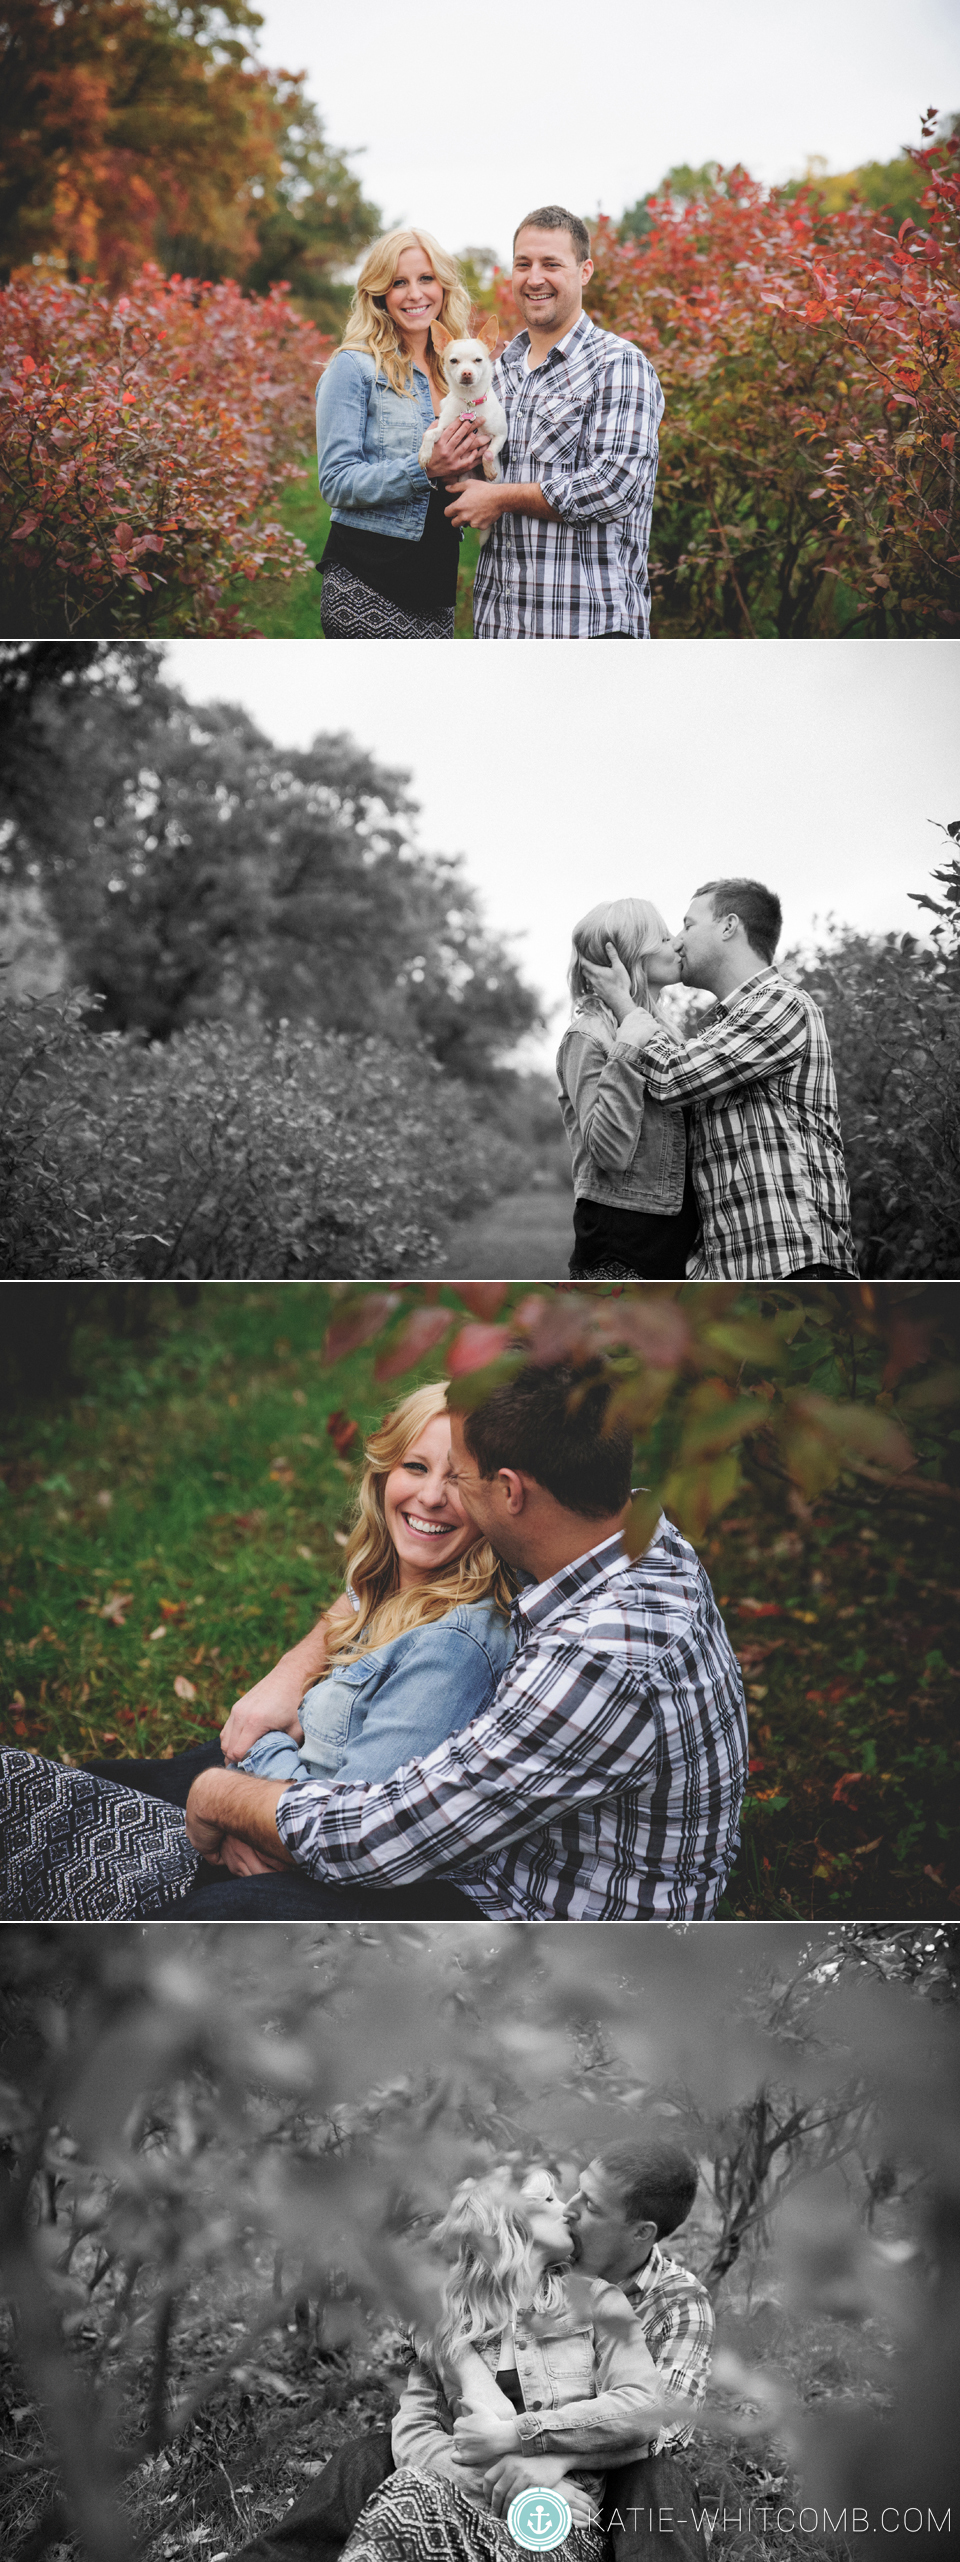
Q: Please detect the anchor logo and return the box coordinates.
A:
[506,2486,573,2550]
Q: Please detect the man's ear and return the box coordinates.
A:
[431,320,454,356]
[497,1467,527,1516]
[475,311,500,352]
[580,260,595,286]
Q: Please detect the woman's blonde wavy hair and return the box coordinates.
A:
[325,1382,514,1669]
[568,896,673,1027]
[425,2168,569,2380]
[340,228,472,397]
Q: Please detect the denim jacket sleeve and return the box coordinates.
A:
[391,2361,488,2500]
[333,1616,510,1788]
[559,1023,650,1174]
[316,352,433,513]
[514,2283,663,2463]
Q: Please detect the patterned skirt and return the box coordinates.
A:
[320,564,455,640]
[340,2470,603,2562]
[0,1750,201,1920]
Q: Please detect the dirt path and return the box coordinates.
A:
[438,1184,573,1278]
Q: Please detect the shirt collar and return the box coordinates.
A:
[625,2242,665,2299]
[504,309,595,377]
[718,965,780,1011]
[512,1531,631,1631]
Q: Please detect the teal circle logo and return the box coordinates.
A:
[507,2488,572,2550]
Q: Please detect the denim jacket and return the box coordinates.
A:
[557,1016,687,1214]
[315,349,437,539]
[241,1598,516,1790]
[392,2279,662,2514]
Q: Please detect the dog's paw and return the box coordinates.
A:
[481,454,502,482]
[418,433,437,469]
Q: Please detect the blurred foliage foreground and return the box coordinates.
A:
[1,1280,959,1922]
[0,1924,959,2562]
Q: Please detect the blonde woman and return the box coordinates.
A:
[557,899,700,1280]
[339,2166,662,2562]
[316,228,487,638]
[0,1387,516,1919]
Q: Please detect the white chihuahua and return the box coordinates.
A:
[419,314,507,541]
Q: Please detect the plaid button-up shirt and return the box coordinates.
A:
[274,1519,748,1922]
[471,314,664,639]
[632,968,858,1280]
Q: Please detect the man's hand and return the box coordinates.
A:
[185,1766,296,1866]
[444,478,562,531]
[443,477,507,532]
[422,417,489,479]
[452,2413,520,2465]
[582,941,634,1021]
[482,2457,572,2520]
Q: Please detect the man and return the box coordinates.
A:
[232,2138,713,2562]
[584,877,858,1280]
[182,1362,748,1921]
[445,205,663,639]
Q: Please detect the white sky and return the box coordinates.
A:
[249,0,959,261]
[163,641,958,1068]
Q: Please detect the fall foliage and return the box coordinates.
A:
[0,0,378,314]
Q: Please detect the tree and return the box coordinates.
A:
[0,645,542,1070]
[0,0,379,313]
[1,1925,958,2562]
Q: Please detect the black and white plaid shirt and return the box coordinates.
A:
[471,314,664,639]
[275,1520,748,1921]
[633,968,858,1279]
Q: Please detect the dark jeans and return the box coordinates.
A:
[230,2434,709,2562]
[79,1740,482,1922]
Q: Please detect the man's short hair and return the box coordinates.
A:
[513,204,592,264]
[462,1360,631,1518]
[597,2140,699,2241]
[695,878,782,966]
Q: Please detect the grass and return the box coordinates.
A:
[0,2196,889,2562]
[0,2278,875,2562]
[1,1285,958,1919]
[233,472,480,636]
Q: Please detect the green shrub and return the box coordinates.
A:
[0,996,525,1277]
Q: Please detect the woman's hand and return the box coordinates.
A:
[452,2413,520,2464]
[219,1644,325,1762]
[422,417,489,479]
[582,941,634,1021]
[219,1834,290,1877]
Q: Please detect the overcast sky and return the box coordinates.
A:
[162,641,958,1068]
[249,0,958,261]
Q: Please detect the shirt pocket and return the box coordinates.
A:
[299,1666,375,1779]
[371,381,420,459]
[528,391,592,470]
[538,2329,597,2403]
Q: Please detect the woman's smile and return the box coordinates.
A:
[400,1508,460,1540]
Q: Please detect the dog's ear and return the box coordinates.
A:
[431,321,454,355]
[475,311,500,352]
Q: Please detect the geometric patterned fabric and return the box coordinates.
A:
[0,1749,200,1918]
[339,2470,603,2562]
[319,565,455,638]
